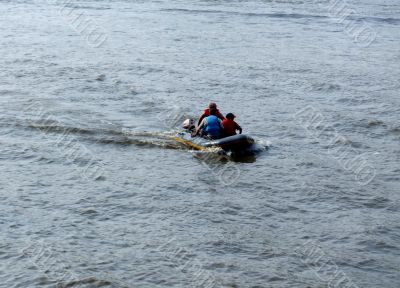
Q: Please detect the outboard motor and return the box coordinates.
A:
[182,119,195,132]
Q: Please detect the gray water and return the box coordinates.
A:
[1,0,399,287]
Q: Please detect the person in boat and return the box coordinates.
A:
[222,113,242,137]
[193,109,224,139]
[197,102,225,125]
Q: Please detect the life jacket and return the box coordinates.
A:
[204,115,222,136]
[203,109,211,116]
[202,109,225,120]
[222,119,238,136]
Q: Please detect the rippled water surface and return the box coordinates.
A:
[1,0,400,287]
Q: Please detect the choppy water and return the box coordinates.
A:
[1,0,400,287]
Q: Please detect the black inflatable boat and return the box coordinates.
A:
[174,132,255,152]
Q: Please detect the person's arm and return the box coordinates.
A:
[198,114,206,125]
[193,119,205,136]
[236,122,242,134]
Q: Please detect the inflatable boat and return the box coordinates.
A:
[173,132,255,152]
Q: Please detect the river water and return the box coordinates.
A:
[1,0,399,287]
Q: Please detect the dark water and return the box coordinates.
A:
[1,0,399,287]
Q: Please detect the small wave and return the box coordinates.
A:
[358,16,400,25]
[58,276,125,287]
[310,83,341,92]
[390,126,400,134]
[362,196,390,209]
[367,120,385,127]
[0,89,27,96]
[28,124,96,135]
[244,12,327,21]
[331,137,363,149]
[161,8,224,14]
[96,74,106,81]
[61,4,111,11]
[336,96,370,105]
[283,68,313,74]
[161,8,327,21]
[357,239,398,251]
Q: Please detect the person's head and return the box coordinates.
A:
[208,102,217,113]
[226,113,235,120]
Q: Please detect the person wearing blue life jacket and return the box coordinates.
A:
[193,109,224,139]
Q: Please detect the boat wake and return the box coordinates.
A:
[15,119,269,159]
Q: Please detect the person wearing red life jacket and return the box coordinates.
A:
[193,109,224,139]
[197,102,225,125]
[222,113,242,137]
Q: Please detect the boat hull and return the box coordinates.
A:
[174,133,255,152]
